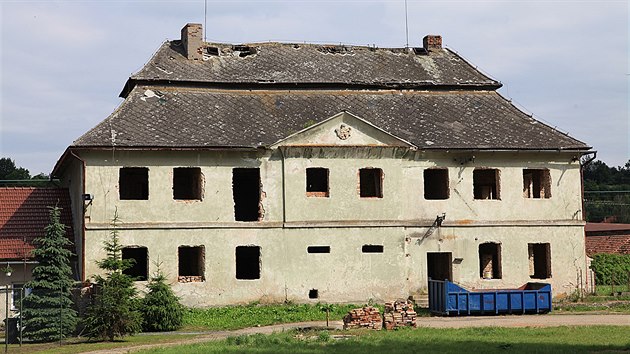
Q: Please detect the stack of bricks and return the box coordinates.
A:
[383,300,417,330]
[342,306,382,330]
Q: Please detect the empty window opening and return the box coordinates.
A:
[424,169,449,200]
[523,169,552,199]
[309,289,319,299]
[232,168,262,221]
[306,168,329,197]
[236,246,261,280]
[529,243,552,279]
[427,252,453,281]
[479,243,502,279]
[362,245,384,253]
[11,284,32,311]
[307,246,331,254]
[122,247,148,281]
[178,246,205,282]
[359,168,383,198]
[173,167,203,200]
[119,167,149,200]
[473,169,500,200]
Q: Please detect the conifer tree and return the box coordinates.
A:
[22,206,78,342]
[83,211,142,341]
[141,261,184,332]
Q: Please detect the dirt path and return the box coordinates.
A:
[83,314,630,354]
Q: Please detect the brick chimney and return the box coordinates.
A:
[181,23,203,60]
[423,35,442,51]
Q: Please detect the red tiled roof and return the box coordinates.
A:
[585,223,630,233]
[0,187,74,260]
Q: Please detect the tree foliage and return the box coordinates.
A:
[83,211,142,341]
[141,263,184,332]
[0,157,30,180]
[22,206,78,342]
[583,159,630,223]
[590,253,630,286]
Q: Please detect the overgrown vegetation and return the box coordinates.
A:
[583,159,630,223]
[590,253,630,286]
[184,303,367,331]
[141,263,185,332]
[22,206,78,342]
[82,211,143,341]
[141,326,630,354]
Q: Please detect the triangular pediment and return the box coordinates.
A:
[270,111,416,149]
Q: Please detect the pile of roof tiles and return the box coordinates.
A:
[342,306,382,330]
[383,300,417,330]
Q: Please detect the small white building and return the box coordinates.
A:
[52,24,592,307]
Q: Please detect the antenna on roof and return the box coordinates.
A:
[204,0,207,42]
[404,0,409,49]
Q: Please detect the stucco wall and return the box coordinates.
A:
[75,148,586,304]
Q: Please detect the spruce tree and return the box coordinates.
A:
[22,206,78,342]
[141,262,184,332]
[83,211,142,341]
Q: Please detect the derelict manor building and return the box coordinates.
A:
[52,24,591,306]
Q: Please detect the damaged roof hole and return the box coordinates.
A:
[412,47,428,55]
[318,45,351,54]
[233,45,257,57]
[206,47,220,56]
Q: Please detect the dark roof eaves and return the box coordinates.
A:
[120,78,502,98]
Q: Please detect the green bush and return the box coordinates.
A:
[141,267,184,332]
[590,253,630,285]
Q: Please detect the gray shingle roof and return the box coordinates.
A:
[125,41,500,93]
[73,87,588,150]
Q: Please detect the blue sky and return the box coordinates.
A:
[0,0,628,175]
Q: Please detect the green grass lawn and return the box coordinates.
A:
[2,333,198,354]
[182,302,370,331]
[140,326,630,354]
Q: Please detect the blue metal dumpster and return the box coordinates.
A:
[428,279,552,316]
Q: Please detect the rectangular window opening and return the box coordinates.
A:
[178,246,205,282]
[309,289,319,299]
[529,243,552,279]
[119,167,149,200]
[424,168,449,200]
[473,169,500,200]
[233,168,262,221]
[122,246,148,281]
[11,284,31,311]
[362,244,384,253]
[173,167,203,200]
[306,168,329,197]
[307,246,331,254]
[236,246,261,280]
[479,243,502,279]
[523,169,552,199]
[359,168,383,198]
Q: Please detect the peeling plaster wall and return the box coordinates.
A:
[76,149,586,304]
